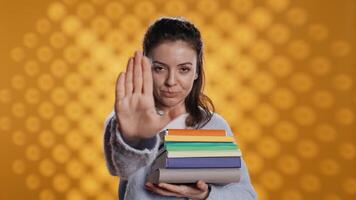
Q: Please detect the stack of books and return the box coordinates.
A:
[146,129,242,184]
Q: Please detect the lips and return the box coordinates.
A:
[161,91,179,98]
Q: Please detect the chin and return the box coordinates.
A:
[161,98,184,108]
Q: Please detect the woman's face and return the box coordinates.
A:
[149,40,198,111]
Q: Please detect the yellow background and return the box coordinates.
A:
[0,0,355,199]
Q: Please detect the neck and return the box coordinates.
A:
[156,102,187,120]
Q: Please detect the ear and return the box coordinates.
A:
[194,74,198,80]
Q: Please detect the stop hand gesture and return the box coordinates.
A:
[115,51,170,142]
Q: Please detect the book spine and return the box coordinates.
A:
[167,149,242,158]
[149,168,241,184]
[166,145,238,151]
[167,129,227,136]
[166,157,241,168]
[165,135,235,142]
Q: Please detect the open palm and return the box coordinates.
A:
[115,51,170,141]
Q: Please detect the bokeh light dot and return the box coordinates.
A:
[253,103,279,126]
[50,59,69,78]
[12,130,26,146]
[273,120,298,142]
[11,102,26,118]
[38,73,55,91]
[50,87,69,106]
[12,159,26,174]
[335,108,354,125]
[300,174,321,192]
[268,55,293,77]
[66,159,86,179]
[76,2,95,20]
[248,7,273,30]
[25,116,41,133]
[24,60,40,77]
[52,116,70,135]
[104,2,124,20]
[250,39,274,62]
[50,32,67,49]
[238,119,262,142]
[61,15,82,36]
[282,189,302,200]
[319,158,340,176]
[0,116,12,131]
[260,170,283,190]
[267,23,290,44]
[53,174,71,192]
[286,7,307,26]
[312,90,334,108]
[330,40,351,57]
[91,16,111,36]
[63,45,83,64]
[37,46,54,63]
[270,87,296,110]
[343,178,356,195]
[297,139,319,159]
[36,18,52,34]
[288,40,311,60]
[256,136,281,158]
[11,74,26,90]
[25,144,42,161]
[26,174,41,190]
[314,124,337,143]
[52,144,71,164]
[266,0,290,12]
[10,47,25,62]
[230,0,254,15]
[293,106,316,126]
[39,158,56,177]
[48,2,67,21]
[339,142,355,160]
[277,155,300,175]
[38,130,56,148]
[23,32,39,48]
[39,189,55,200]
[289,72,313,92]
[333,74,353,91]
[308,24,329,42]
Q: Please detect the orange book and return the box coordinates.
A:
[165,129,227,136]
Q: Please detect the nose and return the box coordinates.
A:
[165,71,177,86]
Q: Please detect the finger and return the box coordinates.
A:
[125,57,134,95]
[196,180,208,191]
[133,51,143,93]
[142,56,153,95]
[116,72,125,100]
[158,183,187,194]
[145,183,181,197]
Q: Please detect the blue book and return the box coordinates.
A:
[152,151,241,169]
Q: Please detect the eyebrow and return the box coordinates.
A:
[153,60,193,67]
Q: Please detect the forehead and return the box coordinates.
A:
[150,40,197,64]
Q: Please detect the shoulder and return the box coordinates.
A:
[203,112,233,136]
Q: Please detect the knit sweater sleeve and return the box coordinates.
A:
[103,111,160,179]
[204,114,258,200]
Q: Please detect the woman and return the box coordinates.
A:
[104,17,257,200]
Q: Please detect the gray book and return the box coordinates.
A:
[146,168,241,184]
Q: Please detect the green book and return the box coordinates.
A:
[165,143,238,151]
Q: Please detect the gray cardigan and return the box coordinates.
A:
[103,111,257,200]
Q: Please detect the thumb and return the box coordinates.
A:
[196,180,208,191]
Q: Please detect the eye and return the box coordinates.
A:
[153,65,165,73]
[179,66,191,73]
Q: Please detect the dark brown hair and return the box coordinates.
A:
[143,17,214,128]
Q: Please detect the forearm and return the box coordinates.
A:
[103,115,160,179]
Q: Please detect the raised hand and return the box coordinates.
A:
[115,51,170,142]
